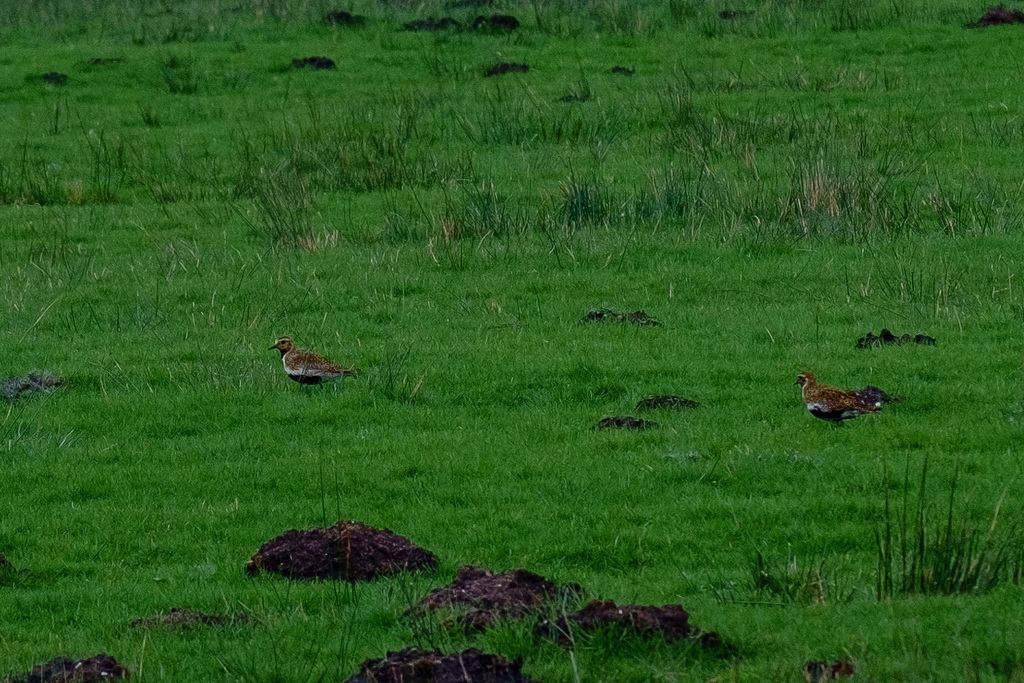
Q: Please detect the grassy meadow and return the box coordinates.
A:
[2,0,1024,680]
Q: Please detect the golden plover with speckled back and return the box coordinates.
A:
[270,336,356,385]
[796,371,882,422]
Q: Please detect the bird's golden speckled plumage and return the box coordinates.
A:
[796,371,882,422]
[270,336,356,385]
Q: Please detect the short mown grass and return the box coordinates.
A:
[1,1,1024,681]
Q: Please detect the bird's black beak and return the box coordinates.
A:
[269,344,277,350]
[794,379,800,385]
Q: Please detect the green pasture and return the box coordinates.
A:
[2,0,1024,680]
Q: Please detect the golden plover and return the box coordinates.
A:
[270,336,356,385]
[795,371,882,422]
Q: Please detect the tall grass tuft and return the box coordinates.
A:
[716,551,855,606]
[0,142,66,205]
[236,157,316,248]
[876,458,1024,599]
[438,183,532,240]
[160,54,201,95]
[558,174,615,229]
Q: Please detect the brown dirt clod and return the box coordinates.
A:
[802,659,855,682]
[345,647,539,683]
[130,608,248,629]
[484,62,529,77]
[968,5,1024,26]
[581,308,662,326]
[856,329,935,348]
[7,654,129,683]
[414,565,581,629]
[594,416,658,431]
[636,395,700,411]
[246,520,438,581]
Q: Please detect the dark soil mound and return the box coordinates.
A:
[414,565,581,629]
[89,57,123,66]
[856,329,935,348]
[636,395,699,410]
[802,659,855,682]
[8,654,129,682]
[130,608,248,629]
[473,14,520,32]
[969,5,1024,26]
[581,308,661,326]
[610,66,635,76]
[345,647,539,683]
[542,599,731,653]
[246,520,438,581]
[2,373,65,400]
[322,11,366,26]
[550,600,692,641]
[485,62,529,77]
[402,17,462,31]
[292,56,336,70]
[41,72,68,86]
[594,416,658,431]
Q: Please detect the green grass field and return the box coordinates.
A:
[2,0,1024,680]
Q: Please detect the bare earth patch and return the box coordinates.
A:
[345,647,539,683]
[5,654,129,683]
[2,373,65,401]
[472,14,520,32]
[636,395,700,411]
[291,56,336,70]
[581,308,661,326]
[321,11,366,26]
[246,520,438,581]
[594,416,659,431]
[856,329,935,348]
[413,565,581,629]
[402,17,462,31]
[802,659,855,682]
[485,62,529,77]
[41,72,68,86]
[130,608,248,629]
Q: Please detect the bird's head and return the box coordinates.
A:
[795,372,815,387]
[270,336,294,353]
